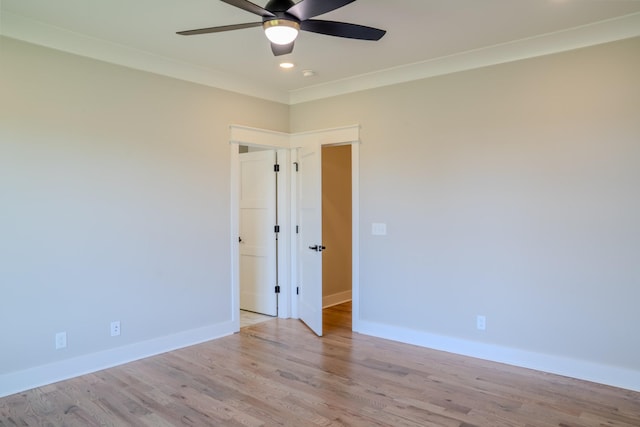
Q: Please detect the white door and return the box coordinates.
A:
[297,143,323,336]
[239,150,277,316]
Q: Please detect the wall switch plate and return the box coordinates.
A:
[476,315,486,331]
[372,222,387,236]
[55,332,67,349]
[110,321,121,337]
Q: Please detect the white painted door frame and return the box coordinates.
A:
[230,126,291,331]
[229,125,360,331]
[290,127,361,331]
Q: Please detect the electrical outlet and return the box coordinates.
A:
[372,222,387,236]
[55,332,67,349]
[110,321,121,337]
[477,315,486,331]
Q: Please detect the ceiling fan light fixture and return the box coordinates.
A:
[263,19,300,45]
[179,0,386,57]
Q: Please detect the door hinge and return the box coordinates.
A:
[296,286,299,295]
[293,162,299,172]
[274,225,280,233]
[274,164,280,172]
[275,285,281,294]
[296,225,299,234]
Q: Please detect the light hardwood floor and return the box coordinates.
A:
[240,310,274,329]
[1,302,639,426]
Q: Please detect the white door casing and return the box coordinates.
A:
[229,124,360,331]
[239,150,277,316]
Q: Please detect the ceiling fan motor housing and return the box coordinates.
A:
[265,0,296,13]
[263,0,300,24]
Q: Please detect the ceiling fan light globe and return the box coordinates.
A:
[263,20,300,45]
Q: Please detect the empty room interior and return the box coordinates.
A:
[1,0,640,425]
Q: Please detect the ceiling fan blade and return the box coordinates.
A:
[287,0,355,21]
[271,42,294,56]
[177,22,262,36]
[219,0,275,17]
[301,20,386,41]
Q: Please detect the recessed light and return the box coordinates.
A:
[302,69,316,77]
[279,62,295,69]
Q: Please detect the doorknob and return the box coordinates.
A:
[308,245,326,252]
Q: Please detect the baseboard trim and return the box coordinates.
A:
[355,320,640,392]
[0,321,235,398]
[323,291,352,308]
[4,319,637,398]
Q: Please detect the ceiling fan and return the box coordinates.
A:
[177,0,386,56]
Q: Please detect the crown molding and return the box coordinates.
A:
[0,10,290,104]
[2,9,639,106]
[288,12,640,104]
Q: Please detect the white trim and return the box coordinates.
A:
[276,148,291,318]
[3,9,638,105]
[323,291,352,309]
[229,125,290,148]
[229,128,292,319]
[289,12,640,104]
[290,127,361,326]
[290,148,300,319]
[0,321,235,399]
[229,143,241,332]
[0,12,289,104]
[230,125,361,321]
[351,143,360,332]
[291,125,360,148]
[356,320,640,393]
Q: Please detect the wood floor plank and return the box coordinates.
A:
[1,302,638,426]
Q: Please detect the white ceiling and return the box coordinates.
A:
[2,0,640,104]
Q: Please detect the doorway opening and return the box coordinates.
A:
[323,301,352,335]
[295,140,358,336]
[229,124,360,335]
[321,145,352,315]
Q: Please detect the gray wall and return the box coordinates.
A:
[292,37,640,373]
[0,36,288,378]
[2,32,639,393]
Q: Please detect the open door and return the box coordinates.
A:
[297,143,323,336]
[239,149,277,316]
